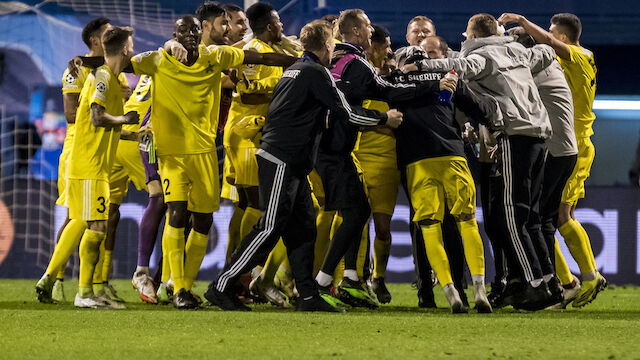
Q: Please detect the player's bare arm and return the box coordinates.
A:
[90,103,139,127]
[498,13,571,60]
[242,50,297,68]
[62,93,80,124]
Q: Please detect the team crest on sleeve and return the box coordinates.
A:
[96,81,107,93]
[65,73,76,84]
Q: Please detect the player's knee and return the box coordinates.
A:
[557,203,572,226]
[373,214,392,242]
[166,201,188,228]
[245,186,260,208]
[108,204,120,224]
[454,213,474,222]
[191,212,213,234]
[417,219,440,226]
[88,220,107,233]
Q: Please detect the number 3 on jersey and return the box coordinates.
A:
[96,196,106,213]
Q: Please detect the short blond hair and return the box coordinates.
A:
[468,13,499,38]
[300,20,333,52]
[337,9,365,38]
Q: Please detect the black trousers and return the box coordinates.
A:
[479,161,508,283]
[214,150,317,299]
[497,135,548,283]
[316,153,371,275]
[541,154,578,265]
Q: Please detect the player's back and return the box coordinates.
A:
[558,45,597,137]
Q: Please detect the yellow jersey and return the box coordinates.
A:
[225,39,282,148]
[61,66,129,151]
[68,65,125,180]
[130,44,245,156]
[354,99,395,158]
[558,45,597,138]
[123,75,153,133]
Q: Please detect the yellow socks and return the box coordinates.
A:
[92,240,105,293]
[240,206,261,240]
[102,250,113,283]
[456,218,485,277]
[554,237,574,286]
[184,230,209,290]
[78,229,105,297]
[559,219,596,275]
[161,225,171,283]
[163,224,186,291]
[226,205,245,262]
[356,222,369,279]
[46,219,87,276]
[313,209,335,275]
[421,222,453,286]
[373,233,391,279]
[262,239,288,282]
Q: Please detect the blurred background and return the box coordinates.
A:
[1,0,639,284]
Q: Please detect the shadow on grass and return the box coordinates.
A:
[3,301,639,320]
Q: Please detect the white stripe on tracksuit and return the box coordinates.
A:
[216,151,286,292]
[500,137,535,282]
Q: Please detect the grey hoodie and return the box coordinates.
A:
[530,45,578,157]
[418,36,555,139]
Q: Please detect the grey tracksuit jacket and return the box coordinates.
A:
[418,36,555,139]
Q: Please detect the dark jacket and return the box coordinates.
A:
[320,42,441,155]
[388,69,496,168]
[260,52,387,175]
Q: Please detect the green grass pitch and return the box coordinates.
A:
[0,279,639,359]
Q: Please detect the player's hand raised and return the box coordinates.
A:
[165,39,188,64]
[385,109,403,129]
[439,77,457,93]
[122,111,139,125]
[68,56,83,77]
[497,13,523,26]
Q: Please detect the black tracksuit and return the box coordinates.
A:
[212,52,387,299]
[316,43,440,277]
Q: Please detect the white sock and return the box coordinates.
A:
[443,283,456,295]
[315,271,333,287]
[471,274,485,285]
[135,266,150,275]
[543,273,553,282]
[582,270,596,282]
[343,269,359,282]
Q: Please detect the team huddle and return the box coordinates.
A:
[34,2,603,314]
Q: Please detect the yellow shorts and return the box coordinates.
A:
[225,146,259,187]
[158,152,219,213]
[109,141,148,205]
[359,158,400,216]
[56,150,70,206]
[562,136,595,206]
[406,156,476,222]
[67,178,110,221]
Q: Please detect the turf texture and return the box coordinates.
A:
[0,280,639,359]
